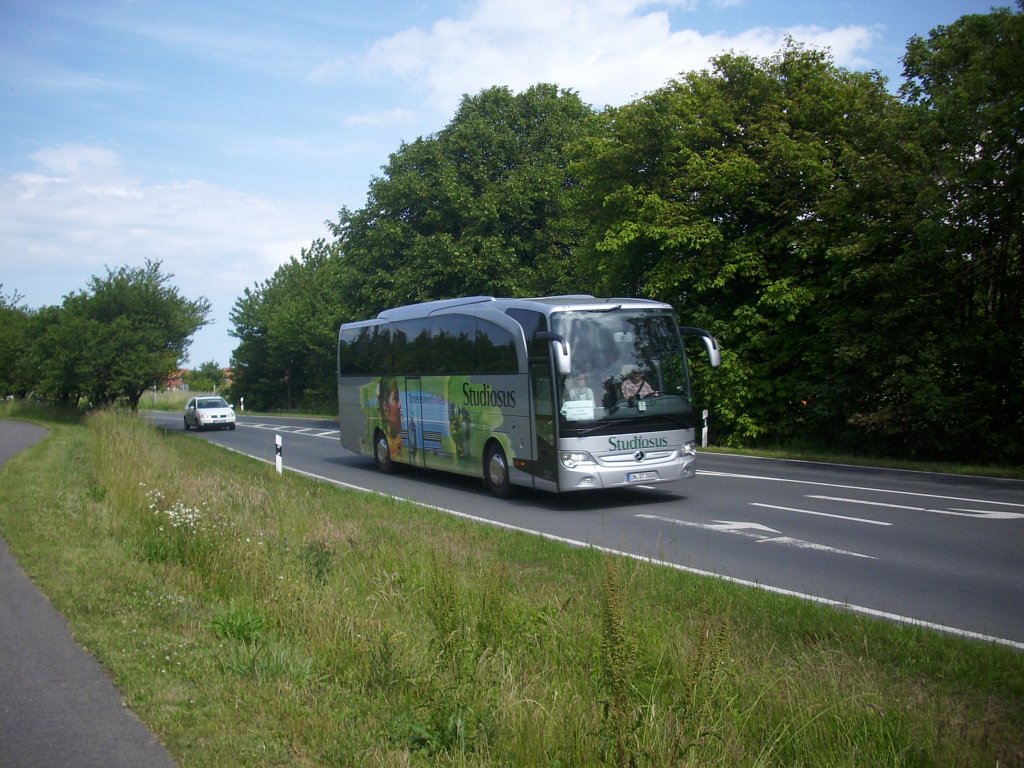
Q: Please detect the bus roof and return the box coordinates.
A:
[372,295,671,322]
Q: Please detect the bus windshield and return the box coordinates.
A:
[552,309,695,434]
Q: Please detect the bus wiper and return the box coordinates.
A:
[575,413,690,435]
[572,416,649,435]
[572,423,614,436]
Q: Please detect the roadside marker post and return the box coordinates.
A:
[275,434,283,474]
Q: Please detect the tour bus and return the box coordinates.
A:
[337,295,719,496]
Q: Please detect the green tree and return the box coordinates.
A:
[574,44,918,448]
[0,287,32,397]
[230,239,346,411]
[184,360,227,392]
[27,305,90,406]
[228,284,277,409]
[328,84,599,318]
[35,261,211,409]
[899,3,1024,461]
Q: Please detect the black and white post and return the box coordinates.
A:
[275,434,283,474]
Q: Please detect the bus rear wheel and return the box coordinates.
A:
[484,442,512,498]
[374,430,396,474]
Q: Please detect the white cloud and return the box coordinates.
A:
[344,108,419,128]
[778,25,879,70]
[365,0,875,110]
[27,144,126,181]
[3,145,309,274]
[0,144,326,364]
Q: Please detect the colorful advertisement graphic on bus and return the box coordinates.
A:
[356,374,520,474]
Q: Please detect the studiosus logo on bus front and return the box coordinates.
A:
[462,382,517,408]
[608,435,670,451]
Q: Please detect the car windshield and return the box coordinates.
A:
[198,398,229,409]
[550,309,695,434]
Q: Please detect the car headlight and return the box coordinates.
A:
[682,441,696,456]
[560,450,596,469]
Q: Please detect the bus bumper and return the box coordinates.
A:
[557,448,696,490]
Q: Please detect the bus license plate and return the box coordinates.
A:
[627,471,657,482]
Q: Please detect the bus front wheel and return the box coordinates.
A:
[374,430,396,474]
[484,442,512,498]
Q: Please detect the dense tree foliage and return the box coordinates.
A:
[326,84,599,317]
[0,288,32,398]
[184,360,229,392]
[229,239,346,411]
[0,262,210,409]
[572,44,937,453]
[898,3,1024,460]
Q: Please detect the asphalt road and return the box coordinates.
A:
[0,420,176,768]
[149,410,1024,649]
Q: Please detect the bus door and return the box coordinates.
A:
[404,377,426,468]
[529,361,558,486]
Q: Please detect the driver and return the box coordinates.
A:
[620,365,655,401]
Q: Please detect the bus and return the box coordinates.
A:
[337,295,719,497]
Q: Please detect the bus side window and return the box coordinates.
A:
[338,328,361,375]
[394,319,432,375]
[432,315,476,374]
[506,309,548,358]
[340,325,388,376]
[477,320,517,374]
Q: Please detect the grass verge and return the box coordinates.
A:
[1,407,1022,767]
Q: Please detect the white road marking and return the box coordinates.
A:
[807,495,1024,521]
[707,520,780,534]
[239,423,339,439]
[751,502,892,525]
[757,537,875,558]
[637,514,877,559]
[699,470,1024,508]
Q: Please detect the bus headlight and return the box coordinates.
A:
[682,441,696,456]
[560,451,596,469]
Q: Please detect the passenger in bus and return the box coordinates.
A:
[564,373,594,403]
[620,365,656,402]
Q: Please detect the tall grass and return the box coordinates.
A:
[0,408,1021,766]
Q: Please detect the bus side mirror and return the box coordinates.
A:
[535,332,571,376]
[702,335,721,368]
[679,327,721,368]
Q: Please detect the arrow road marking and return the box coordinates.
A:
[706,520,780,534]
[756,537,876,558]
[637,515,876,559]
[807,495,1024,521]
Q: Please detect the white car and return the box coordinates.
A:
[184,396,236,431]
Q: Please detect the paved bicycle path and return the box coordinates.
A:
[0,420,176,768]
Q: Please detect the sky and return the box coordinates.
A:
[0,0,1000,368]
